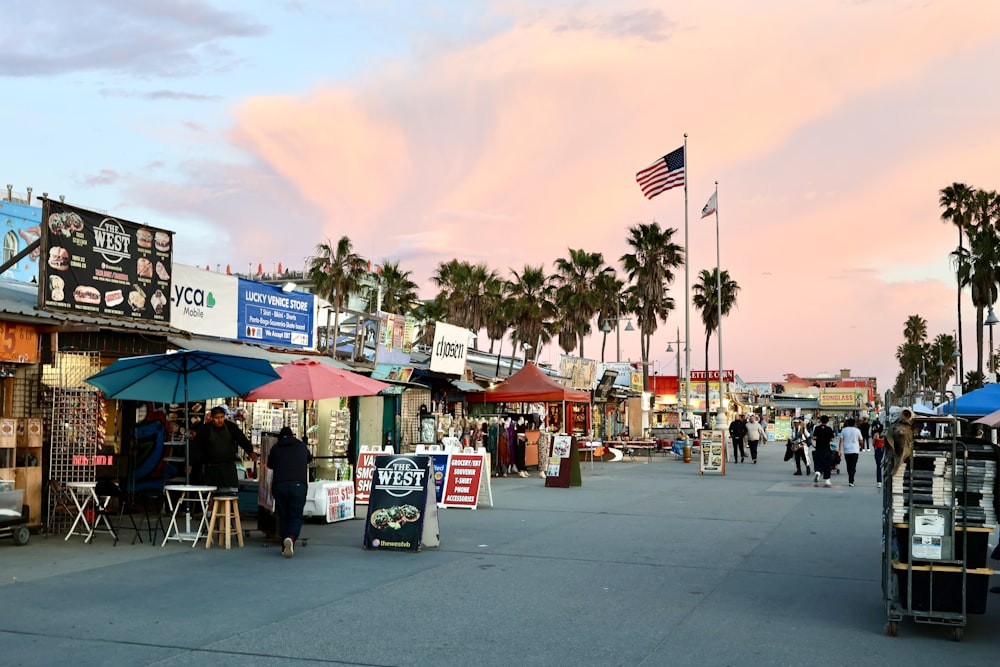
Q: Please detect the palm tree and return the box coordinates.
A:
[308,236,367,355]
[692,268,740,424]
[892,315,928,397]
[504,265,555,374]
[953,190,1000,375]
[412,296,449,348]
[940,182,975,388]
[928,332,958,395]
[431,260,501,334]
[483,279,509,354]
[375,261,419,315]
[552,249,605,358]
[620,222,685,386]
[594,269,625,362]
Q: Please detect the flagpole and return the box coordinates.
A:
[714,181,723,426]
[683,133,691,434]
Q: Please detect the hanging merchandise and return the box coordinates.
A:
[329,401,350,457]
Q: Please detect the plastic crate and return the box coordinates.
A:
[896,569,991,614]
[894,525,991,569]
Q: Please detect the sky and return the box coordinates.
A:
[3,0,1000,393]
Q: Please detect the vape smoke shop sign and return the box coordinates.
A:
[363,456,440,551]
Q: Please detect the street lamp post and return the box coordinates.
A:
[986,305,998,381]
[666,327,688,433]
[600,267,635,363]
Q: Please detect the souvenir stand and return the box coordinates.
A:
[882,405,998,640]
[466,363,592,476]
[244,358,390,537]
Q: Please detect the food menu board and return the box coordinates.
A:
[37,199,173,323]
[699,429,726,476]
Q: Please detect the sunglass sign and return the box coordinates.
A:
[363,455,439,552]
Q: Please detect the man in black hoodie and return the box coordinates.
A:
[267,426,313,558]
[191,406,256,493]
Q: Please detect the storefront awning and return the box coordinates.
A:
[451,379,484,393]
[167,336,354,370]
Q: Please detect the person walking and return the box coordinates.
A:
[859,416,872,451]
[789,418,811,476]
[745,415,765,464]
[191,406,257,494]
[838,417,864,488]
[871,416,885,488]
[811,415,836,487]
[267,426,313,558]
[728,414,748,463]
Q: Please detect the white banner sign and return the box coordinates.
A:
[429,321,470,376]
[170,264,238,338]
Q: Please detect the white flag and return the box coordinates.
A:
[701,192,717,219]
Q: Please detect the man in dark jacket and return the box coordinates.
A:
[267,426,313,558]
[728,415,748,463]
[191,406,256,493]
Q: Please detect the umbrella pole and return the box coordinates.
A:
[184,368,192,535]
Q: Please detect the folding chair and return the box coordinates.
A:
[92,481,128,545]
[46,479,76,537]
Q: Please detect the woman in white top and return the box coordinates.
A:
[838,417,864,487]
[745,415,765,464]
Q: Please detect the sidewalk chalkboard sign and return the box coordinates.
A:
[699,429,726,476]
[441,451,488,509]
[545,435,580,488]
[363,455,440,551]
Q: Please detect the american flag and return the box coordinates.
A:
[636,146,685,199]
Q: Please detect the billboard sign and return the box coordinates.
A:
[170,264,237,338]
[170,263,315,349]
[0,200,42,283]
[38,200,172,323]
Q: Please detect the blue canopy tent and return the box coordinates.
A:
[937,384,1000,416]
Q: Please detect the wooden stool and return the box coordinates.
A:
[205,496,243,549]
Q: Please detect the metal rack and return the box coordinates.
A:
[46,352,102,535]
[882,403,997,641]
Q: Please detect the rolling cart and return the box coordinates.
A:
[881,410,996,641]
[0,489,31,546]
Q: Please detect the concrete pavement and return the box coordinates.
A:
[2,442,998,666]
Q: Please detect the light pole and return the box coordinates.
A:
[986,305,998,381]
[600,307,634,363]
[666,327,688,432]
[600,267,633,362]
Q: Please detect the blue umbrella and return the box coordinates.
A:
[85,350,280,487]
[84,350,280,403]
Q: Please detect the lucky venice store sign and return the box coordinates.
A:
[429,321,471,375]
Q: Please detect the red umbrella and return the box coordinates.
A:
[277,262,283,274]
[244,358,391,400]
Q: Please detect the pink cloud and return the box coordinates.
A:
[144,1,1000,390]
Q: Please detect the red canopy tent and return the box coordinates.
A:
[467,363,591,435]
[468,362,590,403]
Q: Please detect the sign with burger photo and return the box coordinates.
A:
[37,199,173,323]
